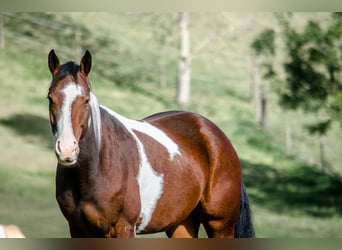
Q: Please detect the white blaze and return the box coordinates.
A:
[56,82,84,142]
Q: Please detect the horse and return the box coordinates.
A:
[47,49,254,238]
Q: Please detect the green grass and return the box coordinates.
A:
[0,168,68,237]
[0,13,342,238]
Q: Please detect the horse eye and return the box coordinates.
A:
[85,98,90,104]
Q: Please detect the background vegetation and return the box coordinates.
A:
[0,12,341,237]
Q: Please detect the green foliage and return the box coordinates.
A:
[251,13,342,135]
[250,28,277,79]
[250,28,275,56]
[305,120,332,136]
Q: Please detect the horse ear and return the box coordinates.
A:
[48,49,60,75]
[80,50,92,76]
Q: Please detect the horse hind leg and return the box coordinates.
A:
[201,216,236,238]
[200,199,238,238]
[199,132,242,237]
[165,209,201,238]
[199,175,241,238]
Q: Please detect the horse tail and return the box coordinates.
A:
[234,182,255,238]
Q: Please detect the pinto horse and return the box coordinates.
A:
[47,50,254,238]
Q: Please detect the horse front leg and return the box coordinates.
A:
[69,223,87,238]
[111,217,136,238]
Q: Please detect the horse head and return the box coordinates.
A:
[47,50,94,166]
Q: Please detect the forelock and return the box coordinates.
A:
[51,61,80,86]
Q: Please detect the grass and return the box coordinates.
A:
[0,168,68,237]
[0,13,341,238]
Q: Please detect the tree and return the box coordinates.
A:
[0,13,4,49]
[250,28,275,127]
[251,13,342,136]
[177,12,191,107]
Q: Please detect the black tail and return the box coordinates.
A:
[234,182,255,238]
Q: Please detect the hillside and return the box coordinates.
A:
[0,12,341,237]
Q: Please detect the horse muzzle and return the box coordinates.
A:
[55,138,79,166]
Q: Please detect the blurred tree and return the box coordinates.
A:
[177,12,191,107]
[0,13,4,49]
[251,13,342,136]
[250,28,275,127]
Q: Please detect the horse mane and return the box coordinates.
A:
[89,90,102,149]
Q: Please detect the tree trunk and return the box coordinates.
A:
[319,136,326,171]
[285,120,292,155]
[176,12,191,107]
[74,28,82,57]
[259,87,268,128]
[0,13,4,49]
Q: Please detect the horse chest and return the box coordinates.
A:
[56,167,143,237]
[57,188,123,237]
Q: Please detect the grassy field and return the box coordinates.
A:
[0,13,342,238]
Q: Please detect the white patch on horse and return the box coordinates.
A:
[56,82,84,141]
[100,106,180,159]
[101,105,180,232]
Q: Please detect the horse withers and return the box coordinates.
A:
[47,50,254,238]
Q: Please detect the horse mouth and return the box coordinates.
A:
[57,157,78,167]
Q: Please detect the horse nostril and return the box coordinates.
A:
[56,140,62,154]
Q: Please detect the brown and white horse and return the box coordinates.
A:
[47,50,254,238]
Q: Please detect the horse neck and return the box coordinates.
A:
[77,102,130,174]
[77,94,102,179]
[75,113,109,198]
[78,120,100,173]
